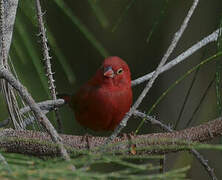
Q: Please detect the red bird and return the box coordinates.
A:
[62,56,132,131]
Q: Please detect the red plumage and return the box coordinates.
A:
[65,56,132,131]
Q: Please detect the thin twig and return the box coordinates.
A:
[191,149,217,180]
[132,29,220,86]
[35,0,63,133]
[134,110,172,131]
[0,99,65,128]
[105,0,199,145]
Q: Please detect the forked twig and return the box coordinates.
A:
[105,0,200,145]
[0,67,72,163]
[132,29,220,86]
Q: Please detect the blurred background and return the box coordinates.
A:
[1,0,222,179]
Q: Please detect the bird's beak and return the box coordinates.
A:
[104,66,114,78]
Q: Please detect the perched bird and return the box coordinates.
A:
[61,56,133,131]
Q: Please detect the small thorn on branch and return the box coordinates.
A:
[35,0,63,134]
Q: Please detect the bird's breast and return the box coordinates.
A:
[72,85,132,131]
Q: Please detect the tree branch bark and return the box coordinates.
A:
[0,0,18,59]
[0,116,221,156]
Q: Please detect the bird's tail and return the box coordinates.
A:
[57,93,71,104]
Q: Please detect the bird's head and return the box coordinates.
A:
[91,56,131,88]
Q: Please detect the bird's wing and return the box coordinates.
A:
[70,84,97,114]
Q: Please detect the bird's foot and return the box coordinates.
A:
[118,132,135,139]
[81,133,93,150]
[118,132,136,155]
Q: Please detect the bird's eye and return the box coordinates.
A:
[116,68,123,74]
